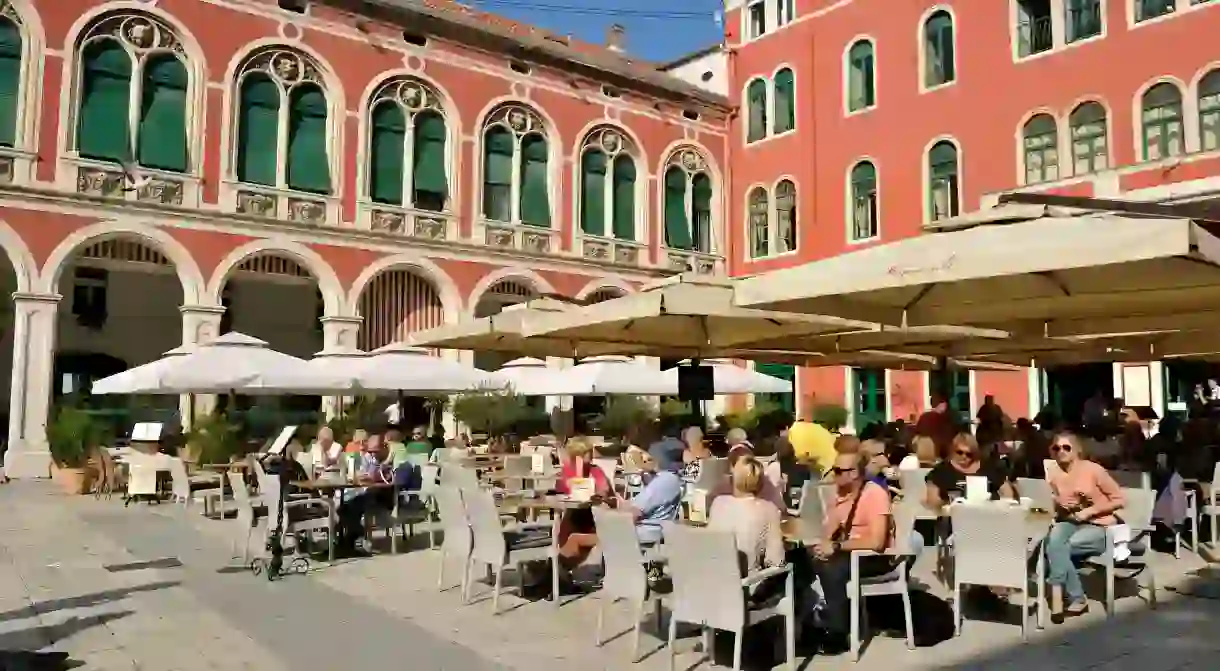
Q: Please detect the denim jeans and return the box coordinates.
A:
[1044,521,1108,602]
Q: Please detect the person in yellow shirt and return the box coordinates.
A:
[786,419,837,477]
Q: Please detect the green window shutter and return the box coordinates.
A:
[747,78,767,142]
[579,149,606,236]
[136,54,188,172]
[848,41,874,111]
[482,127,513,221]
[925,12,955,86]
[611,155,636,241]
[411,111,447,209]
[755,363,795,414]
[0,19,22,148]
[773,68,794,134]
[692,173,713,253]
[663,166,692,249]
[77,39,132,163]
[236,73,280,186]
[368,100,405,205]
[285,83,330,194]
[519,132,550,226]
[852,368,886,427]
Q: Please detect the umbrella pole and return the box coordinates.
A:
[691,358,707,431]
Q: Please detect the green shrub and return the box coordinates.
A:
[48,406,106,468]
[811,403,849,432]
[187,412,245,464]
[452,389,530,439]
[596,395,657,441]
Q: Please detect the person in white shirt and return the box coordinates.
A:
[309,426,342,473]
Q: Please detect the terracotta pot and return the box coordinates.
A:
[50,464,95,495]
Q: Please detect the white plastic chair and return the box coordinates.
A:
[592,508,664,663]
[167,457,220,512]
[1015,477,1054,512]
[848,503,918,661]
[1199,462,1220,555]
[594,457,619,484]
[1086,486,1158,615]
[899,468,935,520]
[662,524,795,671]
[1107,469,1151,490]
[462,487,555,614]
[949,504,1044,639]
[434,486,472,592]
[796,481,834,524]
[227,471,259,564]
[258,467,334,560]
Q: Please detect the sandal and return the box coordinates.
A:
[1065,600,1089,616]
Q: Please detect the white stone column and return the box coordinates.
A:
[319,316,362,419]
[179,304,226,426]
[6,293,60,479]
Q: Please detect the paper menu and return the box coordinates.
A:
[965,476,989,502]
[267,425,298,455]
[568,477,595,502]
[130,422,164,442]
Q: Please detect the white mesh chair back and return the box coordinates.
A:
[501,455,529,477]
[949,505,1032,589]
[693,457,729,491]
[464,487,508,566]
[1108,469,1151,490]
[434,486,471,557]
[797,481,832,524]
[592,508,648,603]
[440,463,480,490]
[1119,487,1156,531]
[167,457,191,502]
[417,464,441,497]
[1044,459,1062,480]
[260,469,285,521]
[251,457,272,495]
[124,453,159,497]
[404,453,430,470]
[899,468,931,505]
[295,451,315,477]
[663,523,747,631]
[228,471,254,526]
[892,500,919,553]
[1015,477,1054,511]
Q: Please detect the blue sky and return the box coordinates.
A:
[467,0,725,63]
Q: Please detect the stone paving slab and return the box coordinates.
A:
[5,481,1220,670]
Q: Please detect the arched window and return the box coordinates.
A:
[0,6,25,147]
[663,148,714,253]
[367,78,448,211]
[927,141,959,222]
[234,47,331,193]
[1022,114,1058,184]
[775,179,796,253]
[846,40,875,112]
[748,186,769,258]
[76,13,189,171]
[1199,72,1220,152]
[746,78,768,142]
[579,127,636,240]
[773,68,795,134]
[923,10,955,88]
[849,161,877,241]
[1141,82,1183,161]
[481,104,550,226]
[1069,102,1108,174]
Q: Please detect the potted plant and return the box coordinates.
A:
[452,389,528,444]
[186,412,244,465]
[47,407,104,494]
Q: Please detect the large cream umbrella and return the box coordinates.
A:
[733,205,1220,331]
[494,355,674,396]
[406,298,646,358]
[735,323,1095,361]
[522,273,876,359]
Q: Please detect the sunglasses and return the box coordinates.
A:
[830,466,856,475]
[1051,444,1072,453]
[954,449,976,458]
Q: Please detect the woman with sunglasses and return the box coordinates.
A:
[924,433,1015,509]
[1045,431,1125,621]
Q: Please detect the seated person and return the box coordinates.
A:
[1045,430,1125,620]
[898,435,939,470]
[860,439,895,489]
[553,438,613,578]
[709,456,785,574]
[343,429,367,454]
[807,451,895,654]
[710,444,787,513]
[309,427,342,474]
[924,433,1015,507]
[619,458,685,546]
[335,438,394,557]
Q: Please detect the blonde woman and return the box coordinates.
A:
[680,425,711,484]
[899,435,939,470]
[709,456,785,573]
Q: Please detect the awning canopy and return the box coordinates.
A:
[523,273,875,358]
[734,207,1220,331]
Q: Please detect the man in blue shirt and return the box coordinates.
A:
[619,460,684,545]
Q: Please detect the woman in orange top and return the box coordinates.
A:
[343,429,368,454]
[1045,430,1125,620]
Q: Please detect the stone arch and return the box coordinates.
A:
[466,266,557,318]
[40,221,204,302]
[575,277,633,302]
[347,254,462,324]
[0,220,36,293]
[206,239,344,315]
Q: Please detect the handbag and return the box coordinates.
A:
[829,483,867,543]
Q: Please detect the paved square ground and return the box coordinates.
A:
[1,481,1217,670]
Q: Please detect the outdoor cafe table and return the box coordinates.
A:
[291,478,399,561]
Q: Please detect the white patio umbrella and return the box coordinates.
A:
[496,355,673,396]
[90,332,318,395]
[356,342,503,393]
[660,359,792,395]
